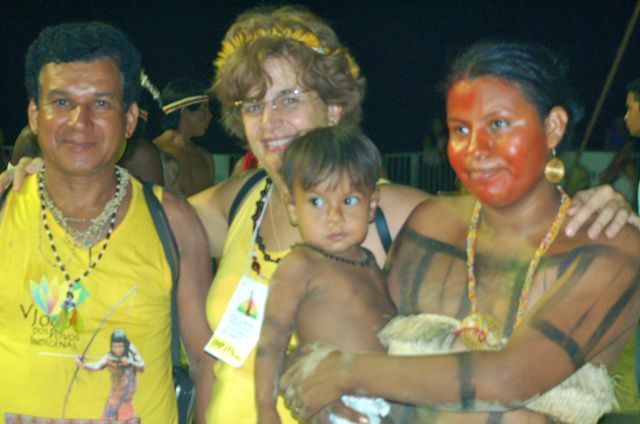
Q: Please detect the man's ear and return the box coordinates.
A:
[327,104,344,126]
[284,188,298,226]
[27,99,39,135]
[368,187,380,223]
[125,102,139,139]
[544,106,568,150]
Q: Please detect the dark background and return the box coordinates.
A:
[1,0,639,155]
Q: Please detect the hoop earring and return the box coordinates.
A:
[544,149,565,184]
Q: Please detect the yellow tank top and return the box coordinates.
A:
[0,175,177,423]
[205,175,295,423]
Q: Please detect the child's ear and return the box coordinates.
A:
[368,187,380,223]
[283,188,298,226]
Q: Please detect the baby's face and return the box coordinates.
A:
[287,173,378,254]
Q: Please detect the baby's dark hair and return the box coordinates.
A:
[281,125,381,194]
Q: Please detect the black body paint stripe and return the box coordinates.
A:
[531,320,584,369]
[458,355,476,410]
[487,412,503,424]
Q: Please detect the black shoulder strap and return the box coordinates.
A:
[0,184,10,209]
[225,170,393,253]
[228,169,267,226]
[375,206,392,253]
[140,179,182,365]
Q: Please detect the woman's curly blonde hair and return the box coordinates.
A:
[211,5,366,141]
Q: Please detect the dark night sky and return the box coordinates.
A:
[2,0,639,154]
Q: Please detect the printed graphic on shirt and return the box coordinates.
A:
[11,283,142,421]
[76,330,145,420]
[30,275,90,333]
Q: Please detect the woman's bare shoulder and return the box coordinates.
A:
[558,217,640,260]
[188,170,266,257]
[407,193,474,232]
[377,183,430,214]
[189,170,263,220]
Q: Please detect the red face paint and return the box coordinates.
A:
[446,77,549,207]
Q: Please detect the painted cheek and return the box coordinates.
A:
[510,132,546,177]
[448,138,471,186]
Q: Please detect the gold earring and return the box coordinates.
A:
[544,149,565,184]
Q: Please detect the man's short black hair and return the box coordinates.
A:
[25,22,141,109]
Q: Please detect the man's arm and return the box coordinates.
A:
[162,191,215,423]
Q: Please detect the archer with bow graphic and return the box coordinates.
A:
[76,329,145,420]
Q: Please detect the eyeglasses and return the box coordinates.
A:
[234,88,311,117]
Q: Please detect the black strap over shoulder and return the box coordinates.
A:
[0,184,10,209]
[228,169,267,227]
[140,179,194,424]
[375,206,392,253]
[226,169,393,253]
[140,179,181,364]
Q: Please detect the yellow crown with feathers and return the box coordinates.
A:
[214,27,360,79]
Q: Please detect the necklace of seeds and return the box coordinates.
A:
[294,243,375,268]
[39,166,129,248]
[38,166,127,332]
[454,187,570,350]
[250,177,282,275]
[38,212,78,269]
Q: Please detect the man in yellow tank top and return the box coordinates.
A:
[0,22,213,423]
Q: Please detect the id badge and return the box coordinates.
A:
[205,274,268,367]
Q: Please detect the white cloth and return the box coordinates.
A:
[379,314,617,424]
[329,395,391,424]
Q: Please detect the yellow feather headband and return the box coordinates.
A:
[162,95,209,115]
[214,27,360,79]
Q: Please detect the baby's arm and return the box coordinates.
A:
[255,252,309,424]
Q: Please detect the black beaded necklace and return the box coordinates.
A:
[38,168,123,332]
[250,177,282,275]
[294,243,375,268]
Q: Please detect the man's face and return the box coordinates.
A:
[624,91,640,137]
[28,58,138,176]
[182,102,212,137]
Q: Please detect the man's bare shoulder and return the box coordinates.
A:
[161,189,203,230]
[152,131,174,149]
